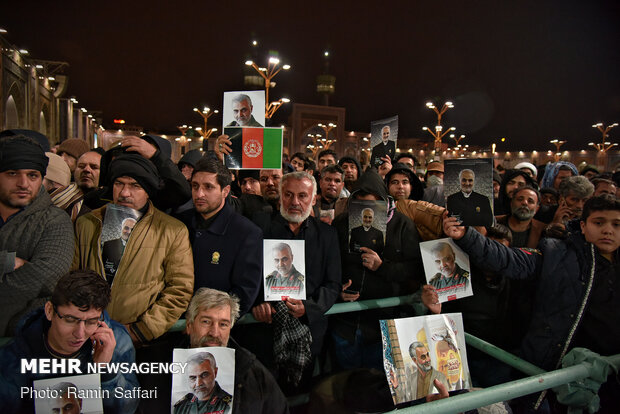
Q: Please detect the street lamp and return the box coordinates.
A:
[245,57,291,119]
[550,139,567,161]
[450,134,466,146]
[193,106,219,151]
[422,101,456,153]
[589,122,618,152]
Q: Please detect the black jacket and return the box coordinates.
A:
[331,169,424,342]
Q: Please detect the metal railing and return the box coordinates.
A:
[3,293,618,413]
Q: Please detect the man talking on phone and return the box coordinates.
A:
[0,270,140,414]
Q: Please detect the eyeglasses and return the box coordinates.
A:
[53,305,103,328]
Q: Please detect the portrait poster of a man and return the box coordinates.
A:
[222,90,265,128]
[348,199,387,254]
[33,374,104,414]
[172,348,235,414]
[263,239,306,301]
[420,238,472,302]
[443,158,494,227]
[370,115,398,168]
[101,204,141,283]
[380,313,470,405]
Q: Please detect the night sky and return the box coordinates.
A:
[3,0,619,150]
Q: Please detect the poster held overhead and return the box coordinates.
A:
[370,115,398,168]
[444,158,494,227]
[223,127,283,170]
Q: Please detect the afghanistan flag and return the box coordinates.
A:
[224,127,283,170]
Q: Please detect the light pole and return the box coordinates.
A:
[176,125,192,155]
[245,57,291,119]
[450,134,466,146]
[589,122,618,152]
[422,101,456,153]
[549,139,567,162]
[193,107,219,151]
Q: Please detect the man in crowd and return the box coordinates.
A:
[423,160,445,206]
[177,149,203,181]
[240,171,341,390]
[317,149,338,172]
[332,169,422,370]
[446,169,493,226]
[238,170,261,195]
[74,153,194,344]
[176,158,262,315]
[57,138,90,174]
[371,125,396,167]
[551,175,595,224]
[43,152,71,193]
[592,178,617,197]
[394,153,417,171]
[338,156,361,196]
[317,165,345,211]
[386,163,424,201]
[496,186,544,248]
[184,288,289,413]
[0,135,74,336]
[51,150,102,221]
[174,352,232,414]
[514,162,538,180]
[290,152,308,172]
[0,270,139,413]
[428,242,470,290]
[227,94,263,127]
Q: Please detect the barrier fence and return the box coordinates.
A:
[3,293,618,413]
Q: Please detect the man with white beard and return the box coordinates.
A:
[238,171,341,392]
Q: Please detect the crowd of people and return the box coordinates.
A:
[0,128,618,413]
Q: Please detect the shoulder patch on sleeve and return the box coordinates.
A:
[517,247,541,255]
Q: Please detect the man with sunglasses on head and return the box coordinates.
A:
[0,270,139,414]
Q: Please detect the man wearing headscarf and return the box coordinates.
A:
[73,153,194,344]
[0,135,74,336]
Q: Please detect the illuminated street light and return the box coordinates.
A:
[245,57,291,119]
[193,106,219,150]
[422,100,456,153]
[589,122,618,152]
[550,139,567,161]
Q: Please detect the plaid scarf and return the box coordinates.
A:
[272,301,312,386]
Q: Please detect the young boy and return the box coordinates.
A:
[444,195,619,411]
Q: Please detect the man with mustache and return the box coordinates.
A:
[496,186,544,248]
[238,171,340,391]
[181,288,288,413]
[0,135,74,337]
[50,151,102,221]
[428,242,469,291]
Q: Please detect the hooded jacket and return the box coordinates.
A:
[331,170,424,343]
[0,187,73,336]
[73,201,194,342]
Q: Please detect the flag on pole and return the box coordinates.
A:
[224,127,283,170]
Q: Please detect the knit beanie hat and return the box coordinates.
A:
[44,152,71,186]
[107,154,161,198]
[0,135,49,175]
[0,129,51,152]
[58,138,90,160]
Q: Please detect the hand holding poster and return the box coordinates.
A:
[420,238,473,302]
[263,239,306,301]
[171,347,235,414]
[380,313,470,405]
